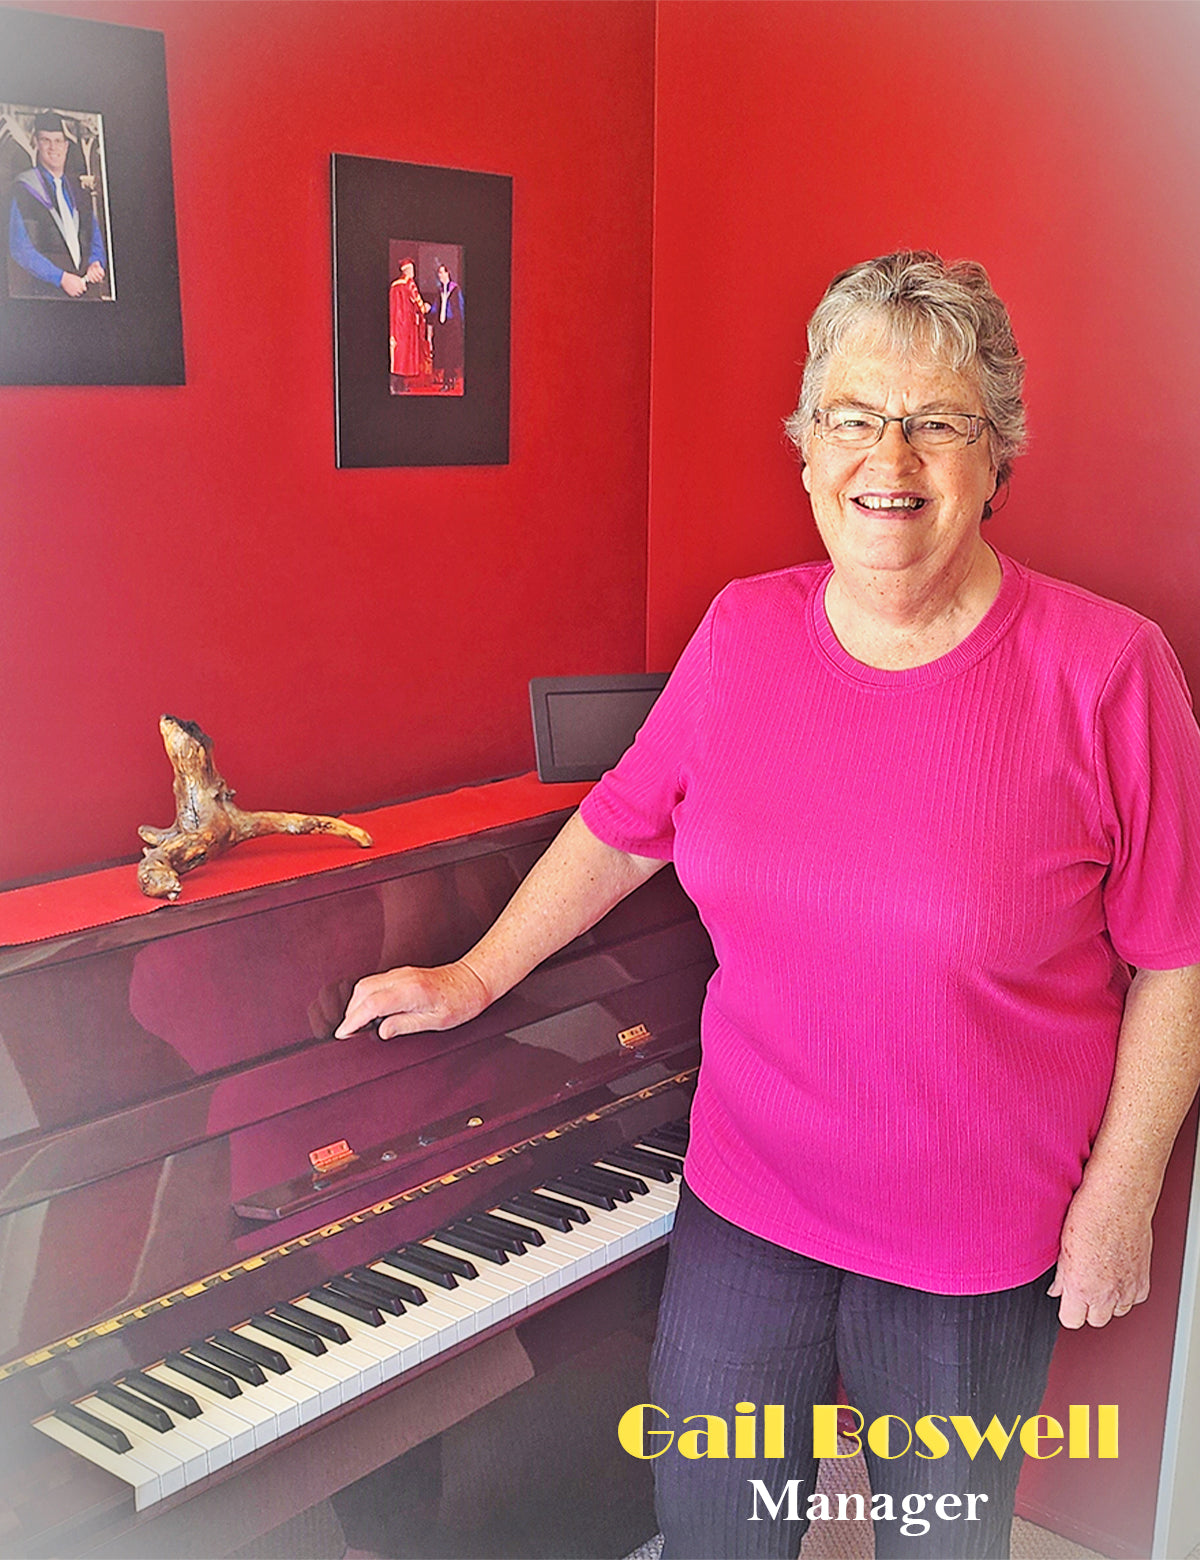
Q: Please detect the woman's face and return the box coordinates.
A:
[801,339,998,583]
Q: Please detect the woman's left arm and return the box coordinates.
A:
[1051,963,1200,1328]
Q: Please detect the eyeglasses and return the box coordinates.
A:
[814,407,990,451]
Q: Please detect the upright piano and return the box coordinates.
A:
[0,782,714,1558]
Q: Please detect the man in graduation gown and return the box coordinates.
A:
[430,263,464,391]
[8,111,107,300]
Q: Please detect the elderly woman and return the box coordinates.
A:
[338,253,1200,1558]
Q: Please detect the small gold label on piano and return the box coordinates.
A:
[618,1023,651,1049]
[309,1139,357,1173]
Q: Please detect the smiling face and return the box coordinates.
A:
[801,334,998,585]
[34,130,69,179]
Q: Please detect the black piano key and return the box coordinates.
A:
[558,1166,632,1203]
[54,1402,133,1454]
[349,1266,428,1305]
[461,1214,528,1254]
[437,1225,509,1264]
[525,1190,592,1224]
[123,1370,202,1419]
[545,1175,617,1211]
[401,1242,478,1280]
[326,1274,405,1316]
[165,1351,242,1399]
[274,1302,349,1344]
[600,1146,676,1182]
[383,1248,462,1288]
[310,1284,384,1327]
[500,1191,587,1230]
[561,1167,634,1203]
[582,1162,648,1197]
[469,1210,545,1247]
[94,1381,173,1433]
[643,1121,690,1152]
[635,1142,686,1172]
[187,1340,267,1386]
[213,1329,291,1374]
[251,1312,328,1355]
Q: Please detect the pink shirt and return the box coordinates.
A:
[580,554,1200,1293]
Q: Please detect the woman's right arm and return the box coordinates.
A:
[334,809,668,1041]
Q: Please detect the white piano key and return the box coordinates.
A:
[433,1237,549,1309]
[499,1215,601,1286]
[356,1308,429,1376]
[296,1299,392,1387]
[122,1382,235,1475]
[75,1393,203,1491]
[34,1412,166,1510]
[437,1235,552,1306]
[392,1255,510,1334]
[586,1184,675,1252]
[596,1206,653,1257]
[153,1361,277,1454]
[224,1330,328,1426]
[235,1325,350,1416]
[621,1189,679,1243]
[64,1396,189,1498]
[142,1363,257,1463]
[632,1141,687,1167]
[217,1369,301,1438]
[593,1157,676,1196]
[488,1243,563,1305]
[289,1323,390,1392]
[621,1179,679,1222]
[300,1295,429,1380]
[493,1222,587,1292]
[523,1199,617,1277]
[368,1262,482,1346]
[553,1195,645,1259]
[358,1275,473,1360]
[420,1241,524,1322]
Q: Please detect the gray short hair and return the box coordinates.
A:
[784,251,1026,486]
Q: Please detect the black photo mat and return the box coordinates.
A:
[332,154,511,467]
[0,7,184,386]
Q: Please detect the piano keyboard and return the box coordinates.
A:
[34,1122,688,1511]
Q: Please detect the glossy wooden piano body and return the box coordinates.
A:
[0,791,714,1557]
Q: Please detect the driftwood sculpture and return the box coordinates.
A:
[138,715,373,900]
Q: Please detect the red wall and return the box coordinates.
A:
[647,1,1200,687]
[647,7,1200,1552]
[0,0,656,887]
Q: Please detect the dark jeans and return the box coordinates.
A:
[649,1182,1060,1559]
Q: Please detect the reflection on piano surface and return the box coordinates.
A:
[0,804,713,1558]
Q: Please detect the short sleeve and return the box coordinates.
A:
[578,597,715,859]
[1096,622,1200,968]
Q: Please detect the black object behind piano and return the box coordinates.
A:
[529,674,668,783]
[0,801,712,1557]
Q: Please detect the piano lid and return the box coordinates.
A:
[0,812,713,1373]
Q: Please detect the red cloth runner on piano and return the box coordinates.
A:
[0,774,590,948]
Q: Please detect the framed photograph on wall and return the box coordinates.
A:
[332,154,511,467]
[0,8,185,386]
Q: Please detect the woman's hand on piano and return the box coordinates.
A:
[334,959,490,1040]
